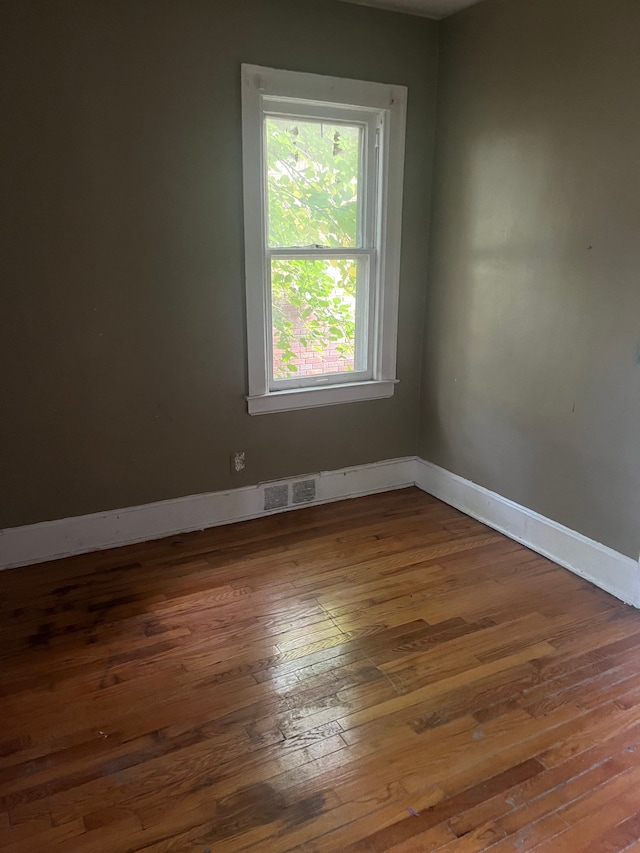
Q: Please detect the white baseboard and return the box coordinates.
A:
[414,457,640,608]
[0,457,416,571]
[2,454,637,610]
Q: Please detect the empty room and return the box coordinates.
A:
[2,0,640,850]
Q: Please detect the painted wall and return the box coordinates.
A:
[1,0,438,528]
[420,0,640,558]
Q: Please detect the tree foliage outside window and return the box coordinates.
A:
[266,118,361,378]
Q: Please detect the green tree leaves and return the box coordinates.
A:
[271,258,358,379]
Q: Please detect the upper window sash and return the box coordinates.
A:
[263,105,379,254]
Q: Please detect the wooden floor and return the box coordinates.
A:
[2,489,640,853]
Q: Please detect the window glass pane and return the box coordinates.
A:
[271,258,363,380]
[266,117,361,248]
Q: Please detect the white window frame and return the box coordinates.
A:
[241,64,407,415]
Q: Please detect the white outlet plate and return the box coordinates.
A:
[231,451,246,474]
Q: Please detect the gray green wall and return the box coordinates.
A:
[420,0,640,558]
[4,0,638,563]
[1,0,438,528]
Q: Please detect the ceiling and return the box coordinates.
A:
[338,0,484,19]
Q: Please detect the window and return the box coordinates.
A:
[241,64,407,415]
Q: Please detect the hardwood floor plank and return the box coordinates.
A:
[1,488,640,851]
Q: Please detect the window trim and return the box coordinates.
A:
[241,64,407,416]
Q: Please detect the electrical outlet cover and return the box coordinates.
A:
[231,451,245,474]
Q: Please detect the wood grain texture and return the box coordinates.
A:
[1,487,639,852]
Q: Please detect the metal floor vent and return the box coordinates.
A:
[293,479,316,504]
[264,484,289,511]
[263,478,317,511]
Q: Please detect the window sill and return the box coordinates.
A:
[247,380,398,415]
